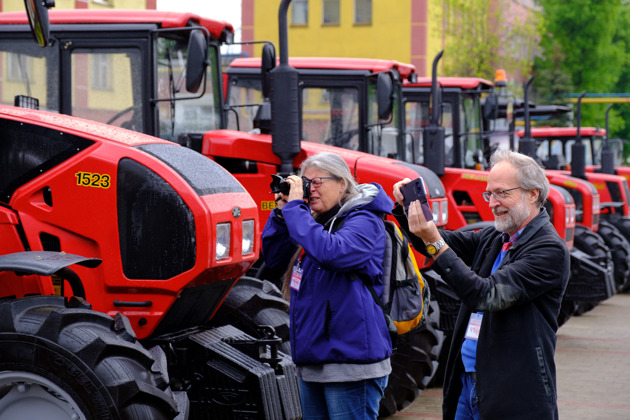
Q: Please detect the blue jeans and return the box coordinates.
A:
[454,372,480,420]
[298,376,388,420]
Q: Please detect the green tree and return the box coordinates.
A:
[438,0,541,81]
[535,0,625,128]
[532,41,573,126]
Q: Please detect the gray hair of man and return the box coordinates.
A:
[490,149,549,208]
[298,152,360,203]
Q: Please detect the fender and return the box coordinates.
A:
[0,251,101,276]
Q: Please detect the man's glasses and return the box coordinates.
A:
[303,176,338,189]
[482,187,522,202]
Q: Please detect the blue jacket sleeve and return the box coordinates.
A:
[282,200,386,274]
[261,208,298,272]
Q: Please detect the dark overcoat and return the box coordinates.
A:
[395,207,570,420]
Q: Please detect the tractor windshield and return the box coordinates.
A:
[405,100,455,166]
[302,86,360,150]
[156,34,223,141]
[0,39,59,112]
[0,30,222,142]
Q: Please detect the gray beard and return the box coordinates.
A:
[494,197,531,233]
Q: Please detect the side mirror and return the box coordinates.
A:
[23,0,54,47]
[186,29,208,93]
[261,43,276,98]
[377,72,393,121]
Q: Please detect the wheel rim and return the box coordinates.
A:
[0,371,87,420]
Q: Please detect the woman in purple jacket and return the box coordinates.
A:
[262,152,394,420]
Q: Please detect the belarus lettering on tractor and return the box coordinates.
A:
[0,1,447,416]
[0,4,301,420]
[401,56,617,331]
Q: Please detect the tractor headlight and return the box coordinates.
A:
[216,223,231,260]
[242,219,255,256]
[441,201,448,225]
[431,201,439,223]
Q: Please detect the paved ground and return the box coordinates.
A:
[390,293,630,419]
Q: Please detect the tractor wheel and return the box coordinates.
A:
[603,213,630,292]
[571,225,614,315]
[0,295,179,420]
[596,220,630,292]
[209,276,291,354]
[378,300,444,418]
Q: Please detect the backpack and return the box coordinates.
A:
[338,216,429,347]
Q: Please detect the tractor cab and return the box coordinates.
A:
[403,76,494,169]
[225,56,415,161]
[0,9,231,142]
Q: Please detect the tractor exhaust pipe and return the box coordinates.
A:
[602,104,615,174]
[519,76,536,159]
[571,91,587,179]
[270,0,301,175]
[423,50,445,177]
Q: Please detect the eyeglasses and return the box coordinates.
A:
[303,176,339,189]
[482,187,522,202]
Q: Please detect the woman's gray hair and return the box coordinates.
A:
[490,149,549,208]
[298,152,359,202]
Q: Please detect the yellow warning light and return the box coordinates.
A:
[494,69,507,87]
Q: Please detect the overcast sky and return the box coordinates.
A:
[156,0,242,49]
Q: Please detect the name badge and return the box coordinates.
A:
[464,312,483,341]
[290,266,303,291]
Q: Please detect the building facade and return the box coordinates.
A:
[242,0,443,77]
[242,0,538,80]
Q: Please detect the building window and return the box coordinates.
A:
[91,54,111,90]
[292,0,308,25]
[354,0,372,25]
[323,0,340,25]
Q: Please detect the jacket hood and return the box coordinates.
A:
[327,183,393,230]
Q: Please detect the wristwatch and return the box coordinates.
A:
[426,238,446,256]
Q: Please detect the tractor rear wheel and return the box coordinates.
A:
[596,220,630,292]
[0,296,179,420]
[378,300,444,418]
[571,225,614,315]
[209,276,291,354]
[603,213,630,292]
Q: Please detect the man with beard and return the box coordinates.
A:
[393,149,569,420]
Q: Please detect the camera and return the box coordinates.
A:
[270,174,311,200]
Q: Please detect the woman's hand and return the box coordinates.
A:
[275,192,288,210]
[393,178,411,208]
[286,175,306,202]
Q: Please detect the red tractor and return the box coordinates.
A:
[0,105,308,419]
[401,57,618,326]
[0,2,447,416]
[518,124,630,293]
[0,3,301,420]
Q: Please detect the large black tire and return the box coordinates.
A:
[603,213,630,292]
[209,276,291,355]
[596,220,630,292]
[0,296,179,420]
[378,300,444,418]
[572,225,614,315]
